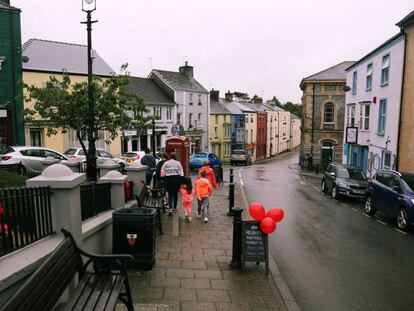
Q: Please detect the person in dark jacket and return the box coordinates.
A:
[154,153,168,188]
[140,148,156,186]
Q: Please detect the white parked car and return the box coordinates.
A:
[0,146,69,176]
[64,148,127,170]
[121,151,146,165]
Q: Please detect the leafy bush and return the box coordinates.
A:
[0,171,27,188]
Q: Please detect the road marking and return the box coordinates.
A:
[312,186,319,191]
[240,178,244,186]
[363,214,371,218]
[238,171,242,179]
[376,220,387,226]
[352,208,358,212]
[299,181,306,185]
[294,175,300,179]
[341,203,348,207]
[395,229,407,235]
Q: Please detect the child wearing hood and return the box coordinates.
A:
[179,177,194,222]
[195,170,213,223]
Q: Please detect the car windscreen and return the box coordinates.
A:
[338,168,366,180]
[64,148,77,155]
[193,153,207,158]
[232,150,246,155]
[402,174,414,193]
[124,152,136,157]
[0,146,14,155]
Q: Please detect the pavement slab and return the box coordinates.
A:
[125,180,290,311]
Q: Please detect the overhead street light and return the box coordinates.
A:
[81,0,98,181]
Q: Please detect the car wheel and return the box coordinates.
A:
[364,195,376,216]
[119,163,125,172]
[397,207,410,231]
[19,164,26,176]
[321,179,327,193]
[331,185,339,200]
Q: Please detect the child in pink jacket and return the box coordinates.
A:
[179,177,194,222]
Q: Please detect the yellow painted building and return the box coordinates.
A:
[210,91,231,162]
[22,39,121,156]
[397,11,414,172]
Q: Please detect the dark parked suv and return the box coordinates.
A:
[365,170,414,231]
[321,163,368,199]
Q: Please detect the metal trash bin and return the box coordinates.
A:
[113,207,156,270]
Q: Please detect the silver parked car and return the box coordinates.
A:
[64,148,127,170]
[0,146,69,176]
[230,149,252,166]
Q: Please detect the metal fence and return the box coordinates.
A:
[80,182,112,221]
[0,187,53,257]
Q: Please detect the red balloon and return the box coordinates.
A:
[249,202,265,221]
[260,217,276,234]
[266,208,285,223]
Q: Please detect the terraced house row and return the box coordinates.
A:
[0,0,300,161]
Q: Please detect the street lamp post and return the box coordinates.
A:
[152,106,156,157]
[81,0,98,181]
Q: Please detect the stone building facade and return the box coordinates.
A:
[397,10,414,172]
[299,61,355,169]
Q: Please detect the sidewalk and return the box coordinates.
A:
[123,182,290,311]
[290,163,323,180]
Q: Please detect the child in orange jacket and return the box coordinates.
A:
[179,177,194,222]
[195,170,213,223]
[198,160,218,188]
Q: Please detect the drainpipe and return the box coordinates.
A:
[9,11,17,145]
[311,83,315,154]
[396,31,407,171]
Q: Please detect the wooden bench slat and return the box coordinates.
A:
[3,230,134,311]
[97,274,124,311]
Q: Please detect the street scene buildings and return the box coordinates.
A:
[1,0,414,310]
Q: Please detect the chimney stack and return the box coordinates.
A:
[254,97,263,104]
[210,89,219,101]
[225,91,233,102]
[179,61,194,78]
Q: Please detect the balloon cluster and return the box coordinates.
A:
[249,202,284,234]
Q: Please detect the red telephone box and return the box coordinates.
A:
[165,136,190,176]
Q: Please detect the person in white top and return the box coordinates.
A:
[161,153,184,215]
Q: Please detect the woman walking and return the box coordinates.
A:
[161,153,184,215]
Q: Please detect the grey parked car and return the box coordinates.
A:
[0,146,69,176]
[321,163,368,200]
[230,150,252,166]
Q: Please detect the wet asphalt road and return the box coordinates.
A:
[236,153,414,311]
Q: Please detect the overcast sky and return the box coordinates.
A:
[13,0,413,103]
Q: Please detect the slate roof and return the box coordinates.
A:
[224,101,245,115]
[233,102,256,113]
[397,10,414,28]
[242,102,268,112]
[22,39,114,76]
[299,61,355,89]
[124,77,174,105]
[262,103,285,111]
[290,113,300,119]
[0,2,20,11]
[151,69,208,93]
[210,98,231,114]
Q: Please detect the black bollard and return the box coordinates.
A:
[316,164,319,175]
[228,182,235,216]
[228,168,235,216]
[229,206,243,269]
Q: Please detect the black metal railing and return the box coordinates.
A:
[80,182,112,221]
[0,187,53,257]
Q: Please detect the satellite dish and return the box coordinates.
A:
[342,85,351,92]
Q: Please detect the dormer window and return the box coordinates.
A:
[198,94,202,105]
[189,93,193,105]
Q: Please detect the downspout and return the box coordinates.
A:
[396,30,407,171]
[311,83,315,154]
[9,10,17,145]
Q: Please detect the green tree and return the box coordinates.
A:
[232,91,250,101]
[281,101,302,117]
[23,66,151,173]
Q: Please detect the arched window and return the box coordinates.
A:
[324,103,334,123]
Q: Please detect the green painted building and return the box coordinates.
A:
[0,0,24,148]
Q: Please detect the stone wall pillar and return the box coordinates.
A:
[99,171,127,210]
[98,160,119,177]
[125,162,146,194]
[26,164,86,245]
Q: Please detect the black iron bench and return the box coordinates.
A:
[135,181,165,235]
[2,229,134,311]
